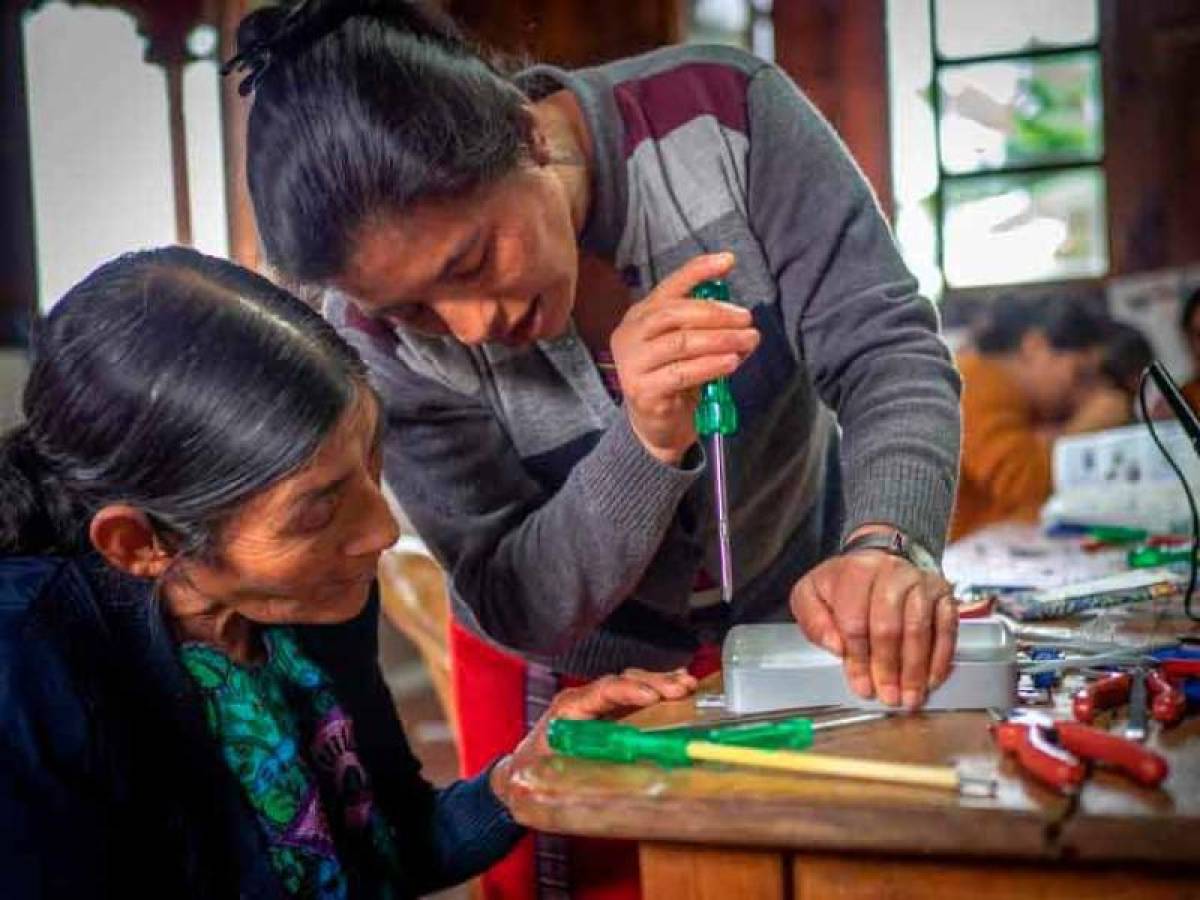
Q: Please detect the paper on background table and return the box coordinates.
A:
[943,522,1128,591]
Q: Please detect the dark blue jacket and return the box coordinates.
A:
[0,556,522,898]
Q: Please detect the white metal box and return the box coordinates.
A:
[722,617,1017,714]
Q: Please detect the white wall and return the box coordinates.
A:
[0,350,29,431]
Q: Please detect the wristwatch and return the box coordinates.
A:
[839,528,941,574]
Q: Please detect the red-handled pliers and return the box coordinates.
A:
[1072,670,1188,727]
[991,710,1170,794]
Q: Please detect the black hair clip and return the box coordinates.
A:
[220,1,321,96]
[220,45,272,97]
[220,1,443,96]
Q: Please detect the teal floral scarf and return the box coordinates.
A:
[180,628,402,899]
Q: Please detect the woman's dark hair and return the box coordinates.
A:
[227,0,533,283]
[1100,321,1154,394]
[973,293,1110,354]
[0,247,368,558]
[1181,286,1200,332]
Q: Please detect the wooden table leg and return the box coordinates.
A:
[791,853,1200,899]
[639,843,785,900]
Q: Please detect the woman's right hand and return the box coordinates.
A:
[609,253,760,465]
[488,667,697,809]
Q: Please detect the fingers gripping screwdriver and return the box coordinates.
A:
[690,279,739,605]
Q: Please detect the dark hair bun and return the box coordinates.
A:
[235,5,291,56]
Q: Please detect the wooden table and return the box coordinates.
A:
[508,670,1200,899]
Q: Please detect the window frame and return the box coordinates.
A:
[925,0,1107,289]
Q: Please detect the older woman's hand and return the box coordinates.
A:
[489,668,697,805]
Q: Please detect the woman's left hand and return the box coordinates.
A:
[790,551,957,710]
[489,668,697,806]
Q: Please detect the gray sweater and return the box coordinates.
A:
[327,44,962,676]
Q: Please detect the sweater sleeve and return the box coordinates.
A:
[0,617,113,899]
[745,64,962,556]
[332,310,704,656]
[299,592,523,894]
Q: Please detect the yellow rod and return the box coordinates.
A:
[687,741,960,792]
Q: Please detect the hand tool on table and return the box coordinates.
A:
[690,279,739,605]
[990,709,1169,793]
[647,710,888,743]
[1086,525,1152,546]
[1124,669,1150,742]
[1150,646,1200,710]
[549,717,996,796]
[1028,648,1065,691]
[1072,669,1187,729]
[1128,545,1197,569]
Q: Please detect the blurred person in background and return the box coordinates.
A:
[1172,287,1200,415]
[951,296,1127,541]
[1097,320,1155,419]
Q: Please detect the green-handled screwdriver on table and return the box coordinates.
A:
[690,279,739,605]
[547,718,990,794]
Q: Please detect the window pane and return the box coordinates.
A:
[750,15,774,61]
[895,198,944,300]
[184,59,230,259]
[939,52,1102,174]
[887,0,941,298]
[942,167,1107,288]
[935,0,1098,60]
[690,0,750,47]
[888,0,938,203]
[24,2,176,311]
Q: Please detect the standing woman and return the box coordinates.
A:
[229,1,963,894]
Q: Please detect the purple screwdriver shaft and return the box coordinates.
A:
[710,432,734,604]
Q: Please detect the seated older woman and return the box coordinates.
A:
[0,248,694,899]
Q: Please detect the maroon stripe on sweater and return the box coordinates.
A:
[613,62,751,158]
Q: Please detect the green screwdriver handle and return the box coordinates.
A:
[689,279,740,438]
[547,717,815,769]
[649,717,814,750]
[548,719,693,767]
[1127,545,1194,568]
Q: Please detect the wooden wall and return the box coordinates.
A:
[446,0,893,215]
[1102,0,1200,274]
[772,0,892,218]
[446,0,684,67]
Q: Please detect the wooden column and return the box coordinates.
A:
[163,58,193,245]
[1,0,38,339]
[218,0,258,268]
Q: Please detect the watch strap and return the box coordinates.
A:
[840,529,941,574]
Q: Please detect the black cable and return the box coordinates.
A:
[1138,367,1200,621]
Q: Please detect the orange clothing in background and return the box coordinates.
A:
[1181,379,1200,417]
[950,351,1053,541]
